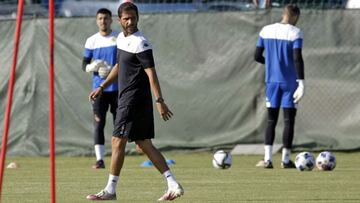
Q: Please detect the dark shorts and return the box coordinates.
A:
[92,91,118,115]
[113,102,154,142]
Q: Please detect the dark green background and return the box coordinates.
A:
[0,9,359,155]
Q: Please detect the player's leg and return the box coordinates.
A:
[259,83,281,168]
[281,108,297,168]
[135,139,168,173]
[135,139,184,201]
[103,104,132,194]
[86,136,128,200]
[87,105,130,201]
[92,94,109,169]
[279,82,298,168]
[263,107,280,167]
[106,136,128,191]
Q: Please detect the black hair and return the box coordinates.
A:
[284,4,300,17]
[118,2,139,18]
[96,8,112,17]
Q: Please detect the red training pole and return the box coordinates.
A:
[48,0,56,203]
[0,0,24,199]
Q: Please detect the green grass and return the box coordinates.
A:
[2,152,360,203]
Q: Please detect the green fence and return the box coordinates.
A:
[0,0,354,20]
[0,9,359,156]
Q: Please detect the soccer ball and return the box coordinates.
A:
[212,150,232,169]
[295,152,315,171]
[316,151,336,171]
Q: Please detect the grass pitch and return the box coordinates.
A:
[2,152,360,203]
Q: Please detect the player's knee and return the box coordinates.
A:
[135,140,154,152]
[94,114,106,128]
[112,136,127,148]
[267,119,277,128]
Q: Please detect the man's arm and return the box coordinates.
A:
[293,48,305,103]
[82,57,92,71]
[293,48,304,80]
[254,47,265,64]
[144,67,173,121]
[144,67,163,100]
[89,64,119,101]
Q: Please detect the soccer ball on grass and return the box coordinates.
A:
[212,150,232,169]
[316,151,336,171]
[295,151,315,171]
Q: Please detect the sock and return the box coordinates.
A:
[282,148,291,163]
[264,145,273,162]
[104,174,119,194]
[163,170,178,189]
[95,144,105,161]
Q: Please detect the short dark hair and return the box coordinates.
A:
[284,4,300,17]
[97,8,112,17]
[118,2,139,18]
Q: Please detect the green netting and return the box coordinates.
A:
[0,9,359,156]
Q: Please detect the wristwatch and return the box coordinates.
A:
[155,97,164,103]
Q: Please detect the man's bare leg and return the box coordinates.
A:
[136,139,168,173]
[136,139,184,201]
[110,136,128,175]
[86,136,128,200]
